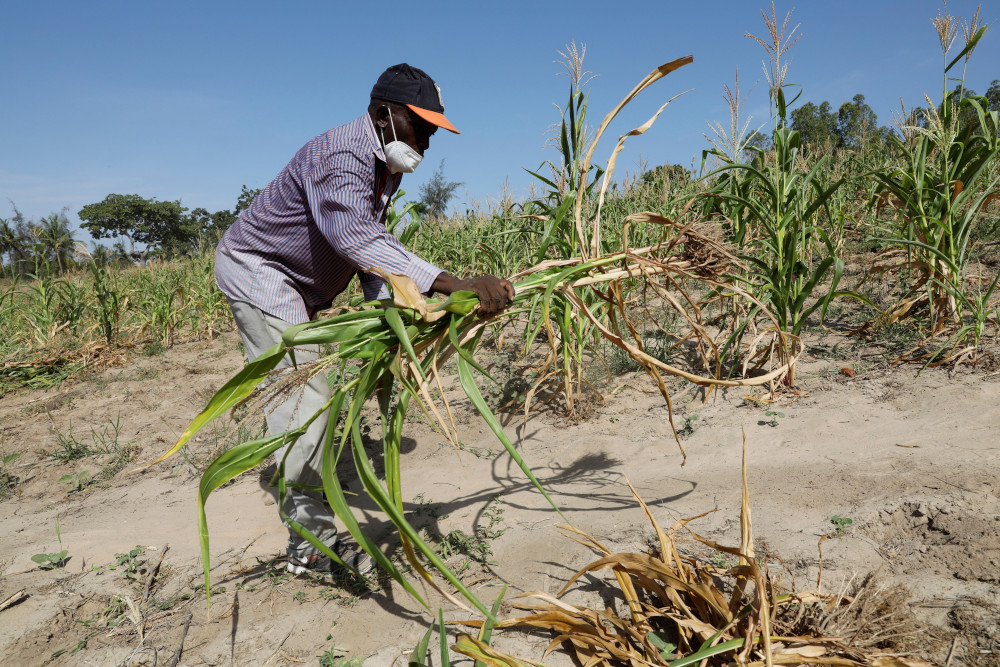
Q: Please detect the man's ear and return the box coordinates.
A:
[373,104,391,129]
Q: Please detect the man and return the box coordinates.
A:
[215,63,514,575]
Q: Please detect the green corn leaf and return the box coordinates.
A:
[347,417,494,619]
[946,25,987,72]
[456,355,568,524]
[439,608,451,667]
[319,400,429,607]
[408,615,436,667]
[666,636,759,667]
[448,316,492,379]
[155,343,287,464]
[474,585,507,667]
[384,308,427,384]
[435,290,480,316]
[523,167,559,192]
[453,634,535,667]
[285,318,386,347]
[198,430,300,608]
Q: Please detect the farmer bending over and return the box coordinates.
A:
[215,63,514,575]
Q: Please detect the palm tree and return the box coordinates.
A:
[32,212,75,275]
[0,217,27,276]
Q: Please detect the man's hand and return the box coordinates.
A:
[431,273,515,317]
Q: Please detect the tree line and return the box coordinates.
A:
[1,157,466,278]
[0,186,260,277]
[784,80,1000,152]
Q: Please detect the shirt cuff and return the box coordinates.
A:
[405,256,444,295]
[359,257,443,302]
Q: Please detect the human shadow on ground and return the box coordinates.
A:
[247,430,698,623]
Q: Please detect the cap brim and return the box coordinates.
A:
[407,104,460,134]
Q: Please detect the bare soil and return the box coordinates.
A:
[1,329,999,666]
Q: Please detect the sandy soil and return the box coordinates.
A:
[1,329,999,666]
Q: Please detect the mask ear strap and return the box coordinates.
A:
[387,109,399,142]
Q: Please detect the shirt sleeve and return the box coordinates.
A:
[359,271,391,301]
[305,145,442,299]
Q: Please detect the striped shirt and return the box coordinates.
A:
[215,113,443,324]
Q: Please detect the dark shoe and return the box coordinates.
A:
[286,541,375,576]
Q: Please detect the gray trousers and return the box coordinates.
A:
[228,299,338,558]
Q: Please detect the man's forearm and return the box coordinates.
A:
[430,272,462,296]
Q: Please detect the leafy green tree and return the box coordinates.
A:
[78,194,193,258]
[187,207,237,240]
[641,163,691,185]
[234,185,261,215]
[836,94,879,150]
[745,129,772,152]
[87,241,114,266]
[1,203,34,275]
[987,80,1000,112]
[418,160,464,220]
[790,100,838,148]
[0,217,22,274]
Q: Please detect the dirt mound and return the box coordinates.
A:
[862,494,1000,584]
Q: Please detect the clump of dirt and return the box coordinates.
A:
[854,494,1000,664]
[861,494,1000,584]
[947,604,1000,666]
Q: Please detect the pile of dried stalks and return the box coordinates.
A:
[454,442,934,667]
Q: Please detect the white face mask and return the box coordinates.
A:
[381,111,423,174]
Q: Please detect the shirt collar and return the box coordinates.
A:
[362,113,387,163]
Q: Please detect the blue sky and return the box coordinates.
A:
[3,1,998,243]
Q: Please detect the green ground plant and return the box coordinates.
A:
[32,522,69,570]
[763,409,785,427]
[830,515,854,534]
[59,470,92,493]
[111,545,147,580]
[678,413,700,437]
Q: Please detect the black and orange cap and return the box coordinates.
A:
[370,63,459,134]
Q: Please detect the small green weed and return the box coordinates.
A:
[149,593,191,610]
[763,410,785,427]
[408,495,507,574]
[102,595,130,628]
[679,414,700,437]
[32,522,69,570]
[47,424,100,461]
[59,470,92,493]
[111,545,147,580]
[142,341,165,357]
[456,441,497,459]
[50,631,98,659]
[319,646,364,667]
[708,553,734,569]
[648,631,680,661]
[830,515,853,534]
[47,415,127,462]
